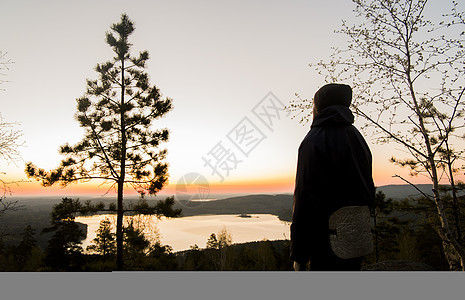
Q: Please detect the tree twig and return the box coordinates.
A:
[392,174,434,201]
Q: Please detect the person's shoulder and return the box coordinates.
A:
[299,128,324,151]
[348,125,369,140]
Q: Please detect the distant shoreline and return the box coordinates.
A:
[6,183,437,201]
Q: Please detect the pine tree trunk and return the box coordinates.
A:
[116,182,124,270]
[116,58,127,271]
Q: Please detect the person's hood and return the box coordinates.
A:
[311,105,354,127]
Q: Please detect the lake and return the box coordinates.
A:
[76,214,291,252]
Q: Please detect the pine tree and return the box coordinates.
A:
[43,198,85,271]
[145,242,178,270]
[206,233,218,249]
[16,225,38,270]
[25,13,181,270]
[123,220,150,269]
[205,228,233,270]
[86,217,116,261]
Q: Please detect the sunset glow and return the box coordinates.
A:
[8,168,441,197]
[2,0,462,200]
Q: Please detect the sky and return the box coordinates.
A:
[0,0,460,197]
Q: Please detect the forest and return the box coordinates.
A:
[0,186,463,271]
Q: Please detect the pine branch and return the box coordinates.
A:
[85,112,120,180]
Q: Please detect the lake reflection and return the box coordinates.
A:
[76,214,290,252]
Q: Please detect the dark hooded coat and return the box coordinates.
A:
[290,105,375,264]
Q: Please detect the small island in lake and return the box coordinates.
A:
[238,213,252,218]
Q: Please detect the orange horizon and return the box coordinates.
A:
[6,170,439,198]
[7,176,296,197]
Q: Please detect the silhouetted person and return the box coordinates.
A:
[290,83,375,271]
